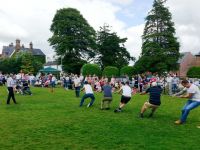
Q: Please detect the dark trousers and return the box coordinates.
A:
[75,86,80,97]
[7,87,17,104]
[80,94,95,107]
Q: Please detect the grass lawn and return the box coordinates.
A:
[0,86,199,150]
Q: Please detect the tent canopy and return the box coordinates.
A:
[39,67,60,73]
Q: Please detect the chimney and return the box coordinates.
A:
[15,39,21,51]
[9,42,14,47]
[29,42,33,50]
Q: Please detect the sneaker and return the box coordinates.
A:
[148,113,153,118]
[174,120,183,125]
[139,113,144,118]
[87,103,91,108]
[114,108,121,113]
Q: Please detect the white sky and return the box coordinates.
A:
[0,0,199,61]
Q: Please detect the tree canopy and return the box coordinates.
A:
[96,24,134,69]
[135,0,180,74]
[48,8,96,73]
[0,52,43,74]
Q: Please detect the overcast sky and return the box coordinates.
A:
[0,0,199,61]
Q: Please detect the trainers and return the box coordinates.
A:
[148,113,153,118]
[174,120,183,125]
[114,108,121,113]
[139,113,144,118]
[87,103,91,108]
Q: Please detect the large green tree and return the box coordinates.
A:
[135,0,180,74]
[96,24,134,69]
[0,52,43,74]
[48,8,96,73]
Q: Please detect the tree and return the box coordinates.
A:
[135,0,180,74]
[102,66,119,78]
[187,67,200,78]
[0,52,43,74]
[120,66,136,77]
[81,64,101,76]
[0,58,19,74]
[48,8,96,73]
[96,24,134,69]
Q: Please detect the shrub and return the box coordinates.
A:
[187,67,200,78]
[120,66,135,77]
[81,64,101,76]
[102,66,119,78]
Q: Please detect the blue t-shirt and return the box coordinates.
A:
[146,86,162,105]
[102,85,112,98]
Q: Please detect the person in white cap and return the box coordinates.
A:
[139,82,163,118]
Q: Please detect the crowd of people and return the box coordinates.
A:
[0,72,200,127]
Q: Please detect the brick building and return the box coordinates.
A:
[177,52,200,77]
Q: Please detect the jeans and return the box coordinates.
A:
[75,86,80,97]
[172,84,177,94]
[80,93,95,107]
[51,81,56,88]
[64,81,69,89]
[180,100,200,122]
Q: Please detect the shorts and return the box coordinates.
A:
[121,96,131,104]
[102,97,112,102]
[144,102,159,109]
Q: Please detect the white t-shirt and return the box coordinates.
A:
[84,84,93,94]
[52,77,56,82]
[7,77,14,87]
[16,74,21,80]
[122,85,132,97]
[166,76,173,83]
[74,78,81,87]
[187,84,200,101]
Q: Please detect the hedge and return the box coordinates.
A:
[81,64,101,76]
[187,67,200,78]
[102,66,119,78]
[120,66,135,77]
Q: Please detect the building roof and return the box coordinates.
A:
[2,46,45,57]
[195,52,200,56]
[2,46,15,56]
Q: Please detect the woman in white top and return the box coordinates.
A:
[114,81,132,112]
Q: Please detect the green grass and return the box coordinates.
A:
[0,86,199,150]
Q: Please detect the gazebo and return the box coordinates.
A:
[39,67,60,76]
